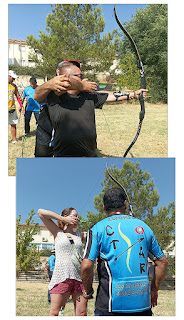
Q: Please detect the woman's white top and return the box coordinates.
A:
[48,230,83,290]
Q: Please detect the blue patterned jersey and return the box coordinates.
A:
[48,255,55,272]
[83,214,164,313]
[23,86,40,112]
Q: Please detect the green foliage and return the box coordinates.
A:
[167,256,175,276]
[144,202,175,252]
[116,51,140,90]
[95,160,160,220]
[40,249,52,257]
[8,64,45,79]
[26,4,117,78]
[16,210,41,274]
[117,4,167,102]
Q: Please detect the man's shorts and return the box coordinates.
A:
[49,279,85,294]
[8,109,18,125]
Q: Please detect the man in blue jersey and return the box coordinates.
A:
[22,77,40,134]
[81,188,168,316]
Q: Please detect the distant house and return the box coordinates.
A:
[19,223,55,251]
[8,38,36,67]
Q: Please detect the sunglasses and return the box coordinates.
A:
[69,73,83,80]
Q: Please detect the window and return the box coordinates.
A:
[8,58,14,65]
[42,244,53,250]
[21,60,26,67]
[19,45,25,52]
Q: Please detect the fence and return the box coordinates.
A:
[16,270,175,290]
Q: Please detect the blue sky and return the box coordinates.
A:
[16,158,175,224]
[8,3,147,40]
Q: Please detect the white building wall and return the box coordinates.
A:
[33,227,55,250]
[8,38,36,67]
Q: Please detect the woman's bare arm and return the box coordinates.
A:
[38,209,80,238]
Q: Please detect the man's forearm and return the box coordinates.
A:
[152,256,168,290]
[34,81,52,102]
[81,259,94,294]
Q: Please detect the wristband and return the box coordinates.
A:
[124,93,129,100]
[113,91,121,101]
[113,91,127,101]
[114,91,131,101]
[83,288,94,299]
[17,98,22,108]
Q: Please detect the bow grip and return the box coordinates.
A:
[139,93,145,121]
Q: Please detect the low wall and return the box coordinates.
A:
[14,75,45,94]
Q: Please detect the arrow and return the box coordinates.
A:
[114,237,144,261]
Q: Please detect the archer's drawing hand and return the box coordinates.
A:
[49,75,70,96]
[62,215,80,225]
[82,78,97,92]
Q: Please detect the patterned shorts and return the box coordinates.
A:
[49,279,85,294]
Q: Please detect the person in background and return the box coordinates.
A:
[8,70,24,143]
[22,77,40,135]
[47,248,55,303]
[81,188,168,316]
[38,207,87,316]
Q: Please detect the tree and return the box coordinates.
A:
[82,161,175,253]
[26,4,117,78]
[144,202,175,252]
[16,210,41,275]
[116,51,140,90]
[116,4,167,102]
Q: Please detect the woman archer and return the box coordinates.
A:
[38,207,87,316]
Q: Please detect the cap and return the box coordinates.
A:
[8,70,19,79]
[64,59,80,68]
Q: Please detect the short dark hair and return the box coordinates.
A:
[56,59,80,71]
[103,188,127,213]
[29,77,37,83]
[56,61,73,71]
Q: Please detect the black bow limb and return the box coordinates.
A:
[106,163,134,217]
[114,5,146,157]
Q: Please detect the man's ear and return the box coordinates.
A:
[103,204,107,213]
[56,69,60,76]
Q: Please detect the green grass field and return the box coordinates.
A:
[16,281,175,316]
[9,101,167,175]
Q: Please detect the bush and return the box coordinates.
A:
[40,249,52,257]
[8,64,45,79]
